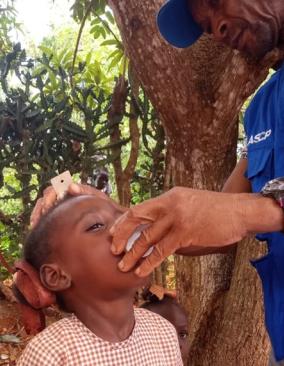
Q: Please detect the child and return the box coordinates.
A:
[141,286,189,364]
[15,194,183,365]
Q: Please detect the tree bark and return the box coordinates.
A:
[108,0,283,364]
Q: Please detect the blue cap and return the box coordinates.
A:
[157,0,203,48]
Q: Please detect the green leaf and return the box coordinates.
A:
[105,11,115,25]
[34,119,55,134]
[108,52,123,71]
[100,39,118,47]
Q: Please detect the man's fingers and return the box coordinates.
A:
[117,218,171,272]
[134,232,177,277]
[42,187,57,212]
[30,187,57,228]
[110,199,164,254]
[110,212,146,255]
[30,182,124,229]
[30,198,44,228]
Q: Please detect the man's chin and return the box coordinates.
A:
[234,31,276,61]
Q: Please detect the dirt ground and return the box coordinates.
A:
[0,299,28,365]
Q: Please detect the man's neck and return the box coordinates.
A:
[277,0,284,45]
[64,290,137,342]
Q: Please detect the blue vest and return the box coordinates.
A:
[244,63,284,362]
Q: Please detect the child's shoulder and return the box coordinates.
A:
[29,316,73,343]
[17,316,74,365]
[134,308,180,357]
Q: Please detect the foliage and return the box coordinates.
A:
[0,43,114,272]
[0,55,165,274]
[131,90,166,203]
[0,1,21,55]
[0,1,166,279]
[70,0,125,74]
[65,0,167,201]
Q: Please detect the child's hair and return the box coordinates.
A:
[140,285,178,310]
[24,209,56,270]
[13,195,73,334]
[24,194,73,270]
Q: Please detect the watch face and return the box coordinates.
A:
[262,178,284,208]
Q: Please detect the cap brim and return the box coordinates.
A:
[157,0,203,48]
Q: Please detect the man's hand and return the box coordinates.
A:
[110,187,284,277]
[30,183,116,228]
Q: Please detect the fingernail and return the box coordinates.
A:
[135,267,141,276]
[118,260,124,270]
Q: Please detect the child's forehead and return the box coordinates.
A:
[53,195,118,222]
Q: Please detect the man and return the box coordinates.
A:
[109,0,284,363]
[108,1,284,271]
[242,65,284,365]
[157,0,284,59]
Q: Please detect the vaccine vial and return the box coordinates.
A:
[125,224,154,258]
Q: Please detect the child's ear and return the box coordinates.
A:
[40,264,71,292]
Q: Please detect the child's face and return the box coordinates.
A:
[168,306,189,363]
[46,195,148,298]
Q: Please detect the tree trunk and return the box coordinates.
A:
[108,0,283,364]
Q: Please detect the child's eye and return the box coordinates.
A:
[179,331,188,340]
[86,223,104,232]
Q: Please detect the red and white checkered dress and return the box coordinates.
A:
[17,308,183,365]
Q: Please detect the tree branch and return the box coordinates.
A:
[124,69,140,179]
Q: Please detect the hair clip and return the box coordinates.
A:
[51,171,73,199]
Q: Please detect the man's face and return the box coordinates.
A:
[190,0,282,58]
[50,196,148,300]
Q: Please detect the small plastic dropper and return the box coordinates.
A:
[125,224,154,258]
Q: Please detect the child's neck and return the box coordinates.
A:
[65,290,136,343]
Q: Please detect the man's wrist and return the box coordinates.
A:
[238,193,284,234]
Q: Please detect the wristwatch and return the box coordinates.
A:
[261,178,284,208]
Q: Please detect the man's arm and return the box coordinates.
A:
[177,158,251,256]
[111,184,284,277]
[222,158,251,194]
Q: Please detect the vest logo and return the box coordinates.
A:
[248,129,272,145]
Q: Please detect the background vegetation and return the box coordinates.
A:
[0,0,168,280]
